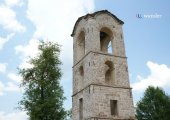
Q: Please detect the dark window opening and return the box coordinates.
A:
[110,100,118,116]
[79,66,84,77]
[79,66,84,89]
[79,98,83,120]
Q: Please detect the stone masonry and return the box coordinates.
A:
[71,10,136,120]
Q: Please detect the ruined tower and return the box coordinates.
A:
[71,10,135,120]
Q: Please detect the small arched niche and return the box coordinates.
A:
[100,27,113,54]
[77,31,85,61]
[79,65,84,89]
[79,66,84,77]
[105,61,115,85]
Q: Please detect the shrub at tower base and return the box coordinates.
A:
[136,86,170,120]
[18,41,67,120]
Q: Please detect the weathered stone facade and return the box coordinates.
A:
[71,10,136,120]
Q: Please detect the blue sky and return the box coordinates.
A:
[0,0,170,119]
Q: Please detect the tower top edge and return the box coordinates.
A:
[71,10,124,37]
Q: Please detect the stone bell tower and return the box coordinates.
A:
[71,10,135,120]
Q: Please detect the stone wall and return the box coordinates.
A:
[72,84,135,120]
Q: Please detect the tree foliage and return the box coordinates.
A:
[19,41,66,120]
[66,108,72,120]
[136,86,170,120]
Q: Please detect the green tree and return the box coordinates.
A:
[66,108,72,120]
[136,86,170,120]
[19,41,66,120]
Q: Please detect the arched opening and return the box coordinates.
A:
[100,27,113,54]
[77,31,85,61]
[105,61,114,85]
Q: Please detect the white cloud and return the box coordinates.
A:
[0,81,20,96]
[7,73,22,83]
[4,0,23,7]
[18,58,34,69]
[15,38,39,58]
[0,72,21,96]
[5,82,20,92]
[0,33,15,50]
[0,111,28,120]
[15,38,39,69]
[132,61,170,92]
[16,0,94,70]
[0,5,25,32]
[26,0,94,66]
[26,0,94,44]
[0,82,5,96]
[0,63,7,73]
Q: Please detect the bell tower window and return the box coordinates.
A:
[77,31,85,61]
[100,27,113,54]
